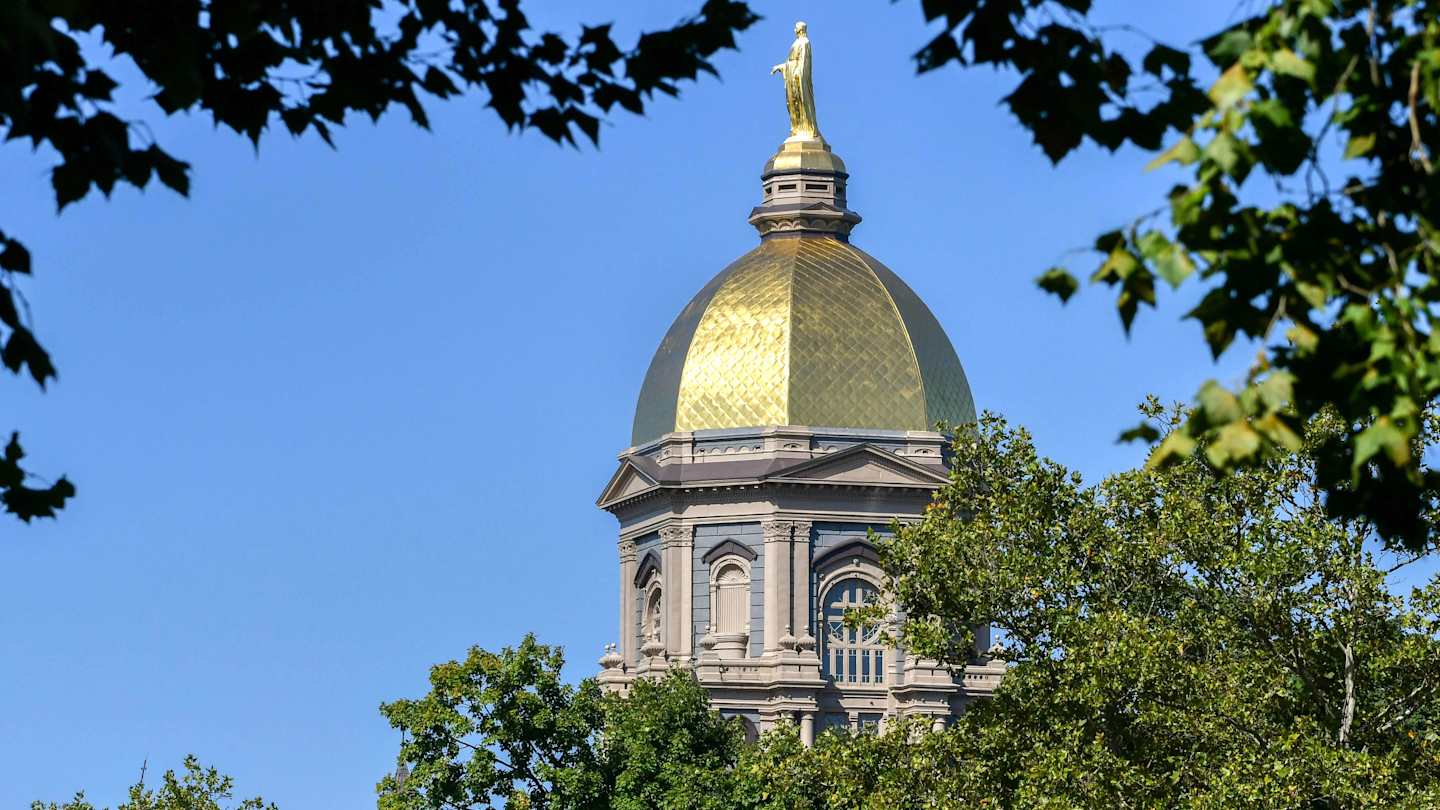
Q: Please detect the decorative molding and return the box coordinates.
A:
[812,539,881,574]
[701,538,758,564]
[633,549,662,588]
[618,538,637,562]
[761,519,795,543]
[659,524,692,548]
[751,215,856,237]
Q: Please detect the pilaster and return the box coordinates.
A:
[789,520,814,647]
[618,538,637,662]
[761,519,794,653]
[659,524,693,660]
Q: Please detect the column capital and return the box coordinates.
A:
[659,524,692,548]
[618,538,637,561]
[761,519,796,542]
[789,519,813,538]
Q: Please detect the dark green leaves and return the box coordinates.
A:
[908,0,1440,549]
[0,0,761,526]
[880,410,1440,805]
[1035,267,1079,302]
[0,432,75,522]
[909,1,1201,163]
[379,636,743,810]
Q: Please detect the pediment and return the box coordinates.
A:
[769,444,948,488]
[596,460,660,508]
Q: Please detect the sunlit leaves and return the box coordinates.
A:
[908,0,1440,549]
[30,756,274,810]
[879,410,1440,806]
[378,636,742,809]
[1146,136,1200,171]
[1209,63,1254,109]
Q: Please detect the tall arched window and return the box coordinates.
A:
[711,561,749,635]
[821,577,885,685]
[642,576,663,642]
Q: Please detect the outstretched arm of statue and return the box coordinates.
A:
[770,63,785,75]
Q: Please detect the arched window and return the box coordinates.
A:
[642,575,663,642]
[820,577,885,685]
[707,555,751,658]
[711,561,749,634]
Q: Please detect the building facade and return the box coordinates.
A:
[596,37,1003,741]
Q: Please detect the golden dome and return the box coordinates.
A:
[631,235,975,446]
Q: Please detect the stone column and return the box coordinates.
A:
[799,713,815,747]
[660,524,692,659]
[761,519,793,653]
[931,716,947,733]
[618,538,637,662]
[790,520,813,646]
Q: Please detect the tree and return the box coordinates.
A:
[377,634,744,809]
[905,0,1440,549]
[731,718,987,809]
[0,0,757,523]
[377,636,992,810]
[31,756,275,810]
[880,403,1440,806]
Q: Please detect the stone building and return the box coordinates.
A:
[595,40,1003,741]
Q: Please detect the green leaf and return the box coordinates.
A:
[1208,63,1253,109]
[1036,267,1080,303]
[1093,247,1140,283]
[1206,420,1261,467]
[1197,381,1243,423]
[1117,422,1161,444]
[1147,428,1196,467]
[1138,231,1195,287]
[1343,133,1376,159]
[1353,416,1410,471]
[1269,49,1314,83]
[1145,137,1200,171]
[1203,132,1251,179]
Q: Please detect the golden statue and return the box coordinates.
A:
[771,21,820,141]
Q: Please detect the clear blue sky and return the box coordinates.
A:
[0,2,1338,807]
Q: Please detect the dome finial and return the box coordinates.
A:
[749,24,858,239]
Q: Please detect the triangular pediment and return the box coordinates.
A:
[769,444,948,487]
[596,460,660,508]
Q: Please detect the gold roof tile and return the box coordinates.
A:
[631,235,974,446]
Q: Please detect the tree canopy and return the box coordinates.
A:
[44,399,1438,807]
[380,410,1440,808]
[32,756,275,810]
[881,402,1440,806]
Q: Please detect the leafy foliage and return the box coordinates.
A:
[378,634,744,809]
[379,640,993,810]
[0,0,758,524]
[31,756,275,810]
[881,404,1440,806]
[906,0,1440,549]
[732,718,987,809]
[1,430,74,521]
